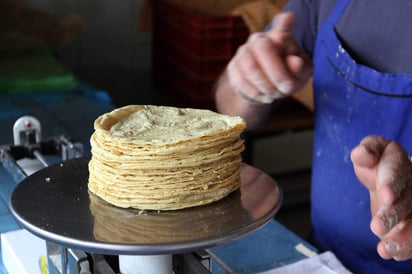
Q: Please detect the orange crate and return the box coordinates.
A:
[153,0,248,58]
[152,0,249,107]
[153,39,228,78]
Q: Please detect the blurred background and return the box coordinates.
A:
[0,0,313,238]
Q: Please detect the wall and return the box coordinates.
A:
[26,0,156,106]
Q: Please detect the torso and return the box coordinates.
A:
[283,0,412,273]
[285,0,412,74]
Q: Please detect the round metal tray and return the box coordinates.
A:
[10,157,282,255]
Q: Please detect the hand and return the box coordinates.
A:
[350,136,412,261]
[226,12,313,104]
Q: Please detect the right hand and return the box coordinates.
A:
[227,12,313,104]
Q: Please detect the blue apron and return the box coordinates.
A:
[311,0,412,273]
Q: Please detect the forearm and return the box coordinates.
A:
[214,70,272,130]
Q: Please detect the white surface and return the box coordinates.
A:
[1,229,47,274]
[16,158,45,176]
[294,243,317,258]
[119,254,173,274]
[259,251,352,274]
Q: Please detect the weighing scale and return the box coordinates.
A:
[9,156,281,273]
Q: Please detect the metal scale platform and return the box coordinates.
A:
[7,118,282,274]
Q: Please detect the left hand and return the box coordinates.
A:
[350,135,412,261]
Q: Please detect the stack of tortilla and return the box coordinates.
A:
[88,105,246,210]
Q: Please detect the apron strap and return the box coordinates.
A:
[328,0,351,24]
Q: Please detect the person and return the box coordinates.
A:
[214,0,412,273]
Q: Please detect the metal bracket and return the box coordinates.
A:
[13,116,41,146]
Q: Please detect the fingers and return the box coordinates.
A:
[371,191,411,236]
[352,135,412,260]
[350,136,388,190]
[250,34,292,94]
[376,144,409,204]
[351,136,385,169]
[230,35,278,95]
[351,136,407,199]
[226,11,313,104]
[377,219,412,261]
[227,45,280,104]
[286,54,307,77]
[371,157,411,237]
[260,12,304,94]
[268,12,313,79]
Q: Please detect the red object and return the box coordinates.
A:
[152,0,249,109]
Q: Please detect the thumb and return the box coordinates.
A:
[268,12,312,78]
[266,12,296,45]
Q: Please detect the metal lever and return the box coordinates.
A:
[58,135,83,161]
[12,116,50,167]
[13,116,41,146]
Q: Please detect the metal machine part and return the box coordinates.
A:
[173,252,211,274]
[10,157,281,273]
[0,116,227,274]
[13,116,42,146]
[10,157,281,254]
[46,249,211,274]
[47,243,91,274]
[0,116,83,182]
[1,116,87,274]
[4,116,282,274]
